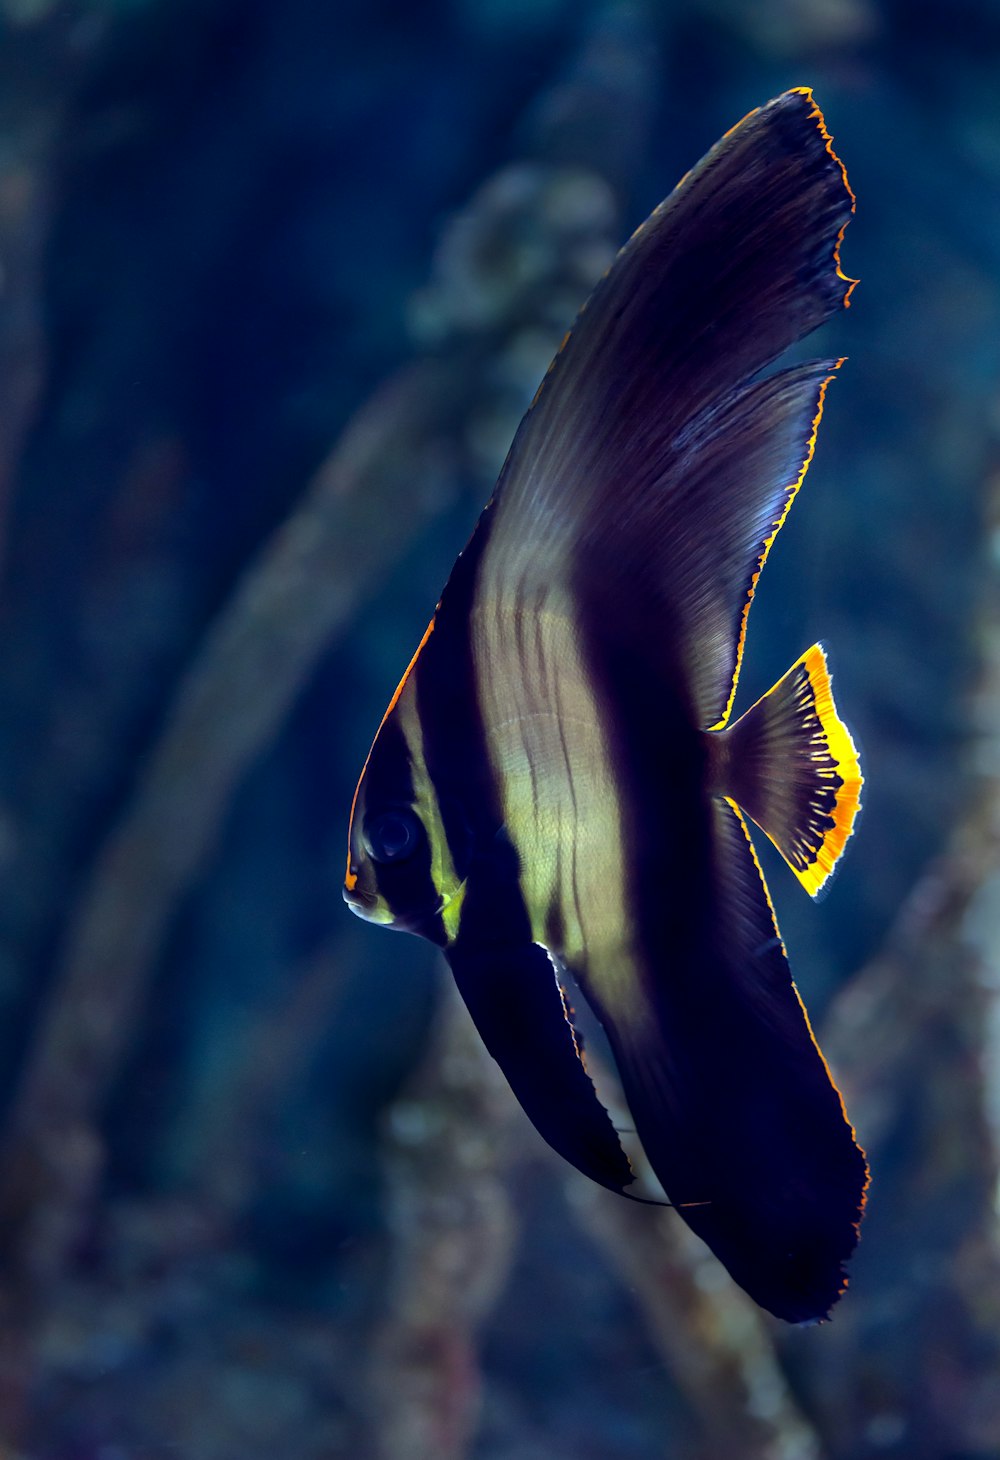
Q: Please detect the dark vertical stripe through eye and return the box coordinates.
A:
[365,717,446,943]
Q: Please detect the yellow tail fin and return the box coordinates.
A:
[708,644,862,897]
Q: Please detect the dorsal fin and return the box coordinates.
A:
[474,88,855,727]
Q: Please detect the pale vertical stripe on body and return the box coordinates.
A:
[394,679,465,936]
[471,551,639,1016]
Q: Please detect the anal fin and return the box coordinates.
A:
[707,644,862,896]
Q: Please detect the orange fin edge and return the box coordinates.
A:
[710,644,863,898]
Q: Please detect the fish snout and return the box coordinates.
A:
[343,882,399,927]
[344,883,375,917]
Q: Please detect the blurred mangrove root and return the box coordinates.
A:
[809,466,1000,1460]
[0,71,633,1290]
[369,985,519,1460]
[0,361,467,1285]
[186,935,355,1220]
[566,1113,826,1460]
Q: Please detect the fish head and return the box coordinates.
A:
[344,713,465,945]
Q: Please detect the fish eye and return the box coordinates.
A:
[363,808,421,864]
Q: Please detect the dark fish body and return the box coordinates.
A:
[345,88,868,1324]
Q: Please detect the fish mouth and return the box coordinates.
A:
[343,884,424,931]
[343,885,391,925]
[343,885,459,941]
[343,884,374,909]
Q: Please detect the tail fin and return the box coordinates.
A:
[708,644,862,896]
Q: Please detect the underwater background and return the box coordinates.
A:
[0,0,998,1455]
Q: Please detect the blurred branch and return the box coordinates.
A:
[368,985,519,1460]
[0,42,639,1289]
[0,144,47,560]
[0,10,98,564]
[0,13,662,1451]
[188,935,355,1220]
[803,462,1000,1459]
[565,1101,826,1460]
[817,872,1000,1457]
[0,359,465,1284]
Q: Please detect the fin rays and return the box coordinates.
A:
[710,644,863,896]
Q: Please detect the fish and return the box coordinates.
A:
[344,87,868,1324]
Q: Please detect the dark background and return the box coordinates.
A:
[0,0,999,1456]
